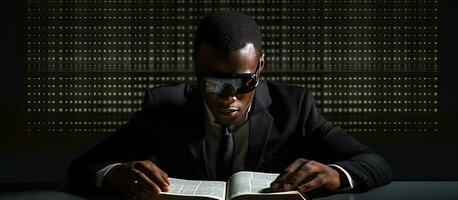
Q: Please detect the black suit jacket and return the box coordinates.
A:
[68,81,392,195]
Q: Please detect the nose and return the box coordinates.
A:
[218,84,236,99]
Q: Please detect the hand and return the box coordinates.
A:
[103,160,170,199]
[270,158,340,194]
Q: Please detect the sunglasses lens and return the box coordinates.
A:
[201,76,258,94]
[202,78,221,94]
[236,78,257,94]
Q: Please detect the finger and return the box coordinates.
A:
[139,161,170,185]
[287,161,321,189]
[136,161,170,186]
[135,163,170,192]
[271,159,308,190]
[285,162,318,190]
[150,170,170,192]
[132,168,162,195]
[151,164,170,187]
[271,170,294,191]
[158,169,170,185]
[271,163,300,190]
[298,174,325,193]
[145,162,170,185]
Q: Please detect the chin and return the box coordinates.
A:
[215,113,242,125]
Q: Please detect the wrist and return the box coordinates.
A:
[328,164,354,191]
[329,165,349,189]
[329,166,342,190]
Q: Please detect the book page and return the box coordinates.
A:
[153,178,226,200]
[227,171,305,200]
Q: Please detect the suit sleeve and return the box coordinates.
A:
[67,90,158,196]
[301,90,392,192]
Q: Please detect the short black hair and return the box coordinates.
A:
[194,11,262,57]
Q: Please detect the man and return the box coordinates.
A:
[68,11,392,199]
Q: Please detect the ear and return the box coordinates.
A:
[259,51,265,72]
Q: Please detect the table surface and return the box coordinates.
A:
[316,181,458,200]
[0,181,457,200]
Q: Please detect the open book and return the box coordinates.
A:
[151,171,306,200]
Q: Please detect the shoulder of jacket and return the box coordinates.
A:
[265,81,309,98]
[146,83,198,106]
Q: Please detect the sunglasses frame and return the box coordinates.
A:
[197,58,262,95]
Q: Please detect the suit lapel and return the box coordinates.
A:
[183,86,210,179]
[245,81,273,171]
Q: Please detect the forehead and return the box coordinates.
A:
[195,42,258,74]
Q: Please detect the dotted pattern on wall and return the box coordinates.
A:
[26,0,439,135]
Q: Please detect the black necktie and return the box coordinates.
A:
[216,125,235,181]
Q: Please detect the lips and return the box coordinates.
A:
[219,107,239,114]
[213,105,242,123]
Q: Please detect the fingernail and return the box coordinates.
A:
[284,184,291,190]
[299,185,307,193]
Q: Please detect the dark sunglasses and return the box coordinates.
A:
[197,58,261,95]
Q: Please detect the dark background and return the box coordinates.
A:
[0,0,457,192]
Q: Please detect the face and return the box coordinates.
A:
[195,42,264,125]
